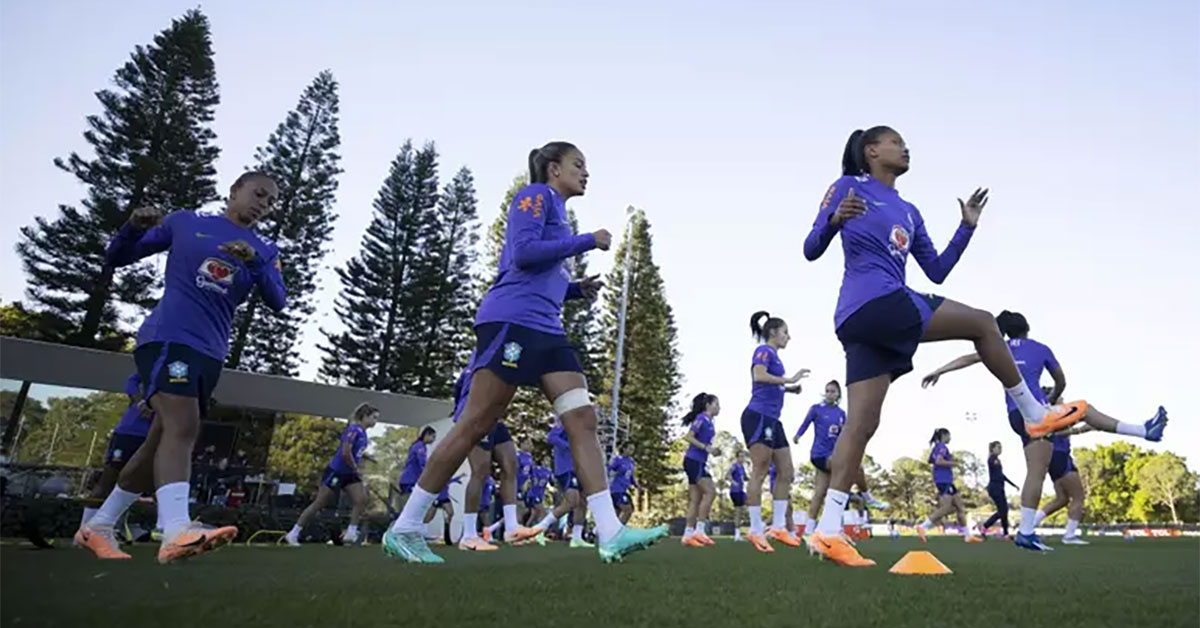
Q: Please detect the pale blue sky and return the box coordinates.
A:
[2,1,1197,482]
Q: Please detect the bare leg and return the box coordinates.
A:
[770,448,794,501]
[1041,482,1069,519]
[828,375,889,494]
[296,485,336,529]
[1021,440,1053,510]
[698,478,716,524]
[922,299,1022,388]
[540,372,607,495]
[926,494,956,526]
[346,483,367,528]
[685,484,700,530]
[807,470,830,523]
[416,371,514,494]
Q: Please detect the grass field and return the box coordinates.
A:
[2,536,1197,628]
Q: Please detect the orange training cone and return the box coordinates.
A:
[888,551,952,575]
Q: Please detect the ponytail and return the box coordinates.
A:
[351,402,379,423]
[682,392,715,427]
[995,310,1030,339]
[750,311,786,343]
[930,428,949,444]
[841,126,896,176]
[528,141,578,184]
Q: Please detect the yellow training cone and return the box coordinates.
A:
[889,550,952,575]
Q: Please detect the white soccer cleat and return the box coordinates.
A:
[283,533,301,547]
[1061,536,1090,545]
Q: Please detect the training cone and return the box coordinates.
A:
[888,551,952,575]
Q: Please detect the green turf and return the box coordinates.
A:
[2,536,1197,628]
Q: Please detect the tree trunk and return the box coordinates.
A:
[76,265,115,346]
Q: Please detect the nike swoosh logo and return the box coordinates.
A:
[1059,406,1078,419]
[196,232,212,238]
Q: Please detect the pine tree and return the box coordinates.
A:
[407,167,479,397]
[596,210,682,492]
[225,71,342,375]
[318,141,440,392]
[15,10,220,349]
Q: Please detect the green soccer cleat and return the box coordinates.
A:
[382,529,444,564]
[569,537,596,549]
[597,525,669,564]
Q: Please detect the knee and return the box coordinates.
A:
[975,308,1002,340]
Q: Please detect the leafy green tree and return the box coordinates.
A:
[879,457,935,522]
[14,392,129,467]
[1134,452,1195,524]
[1074,442,1151,523]
[266,415,342,493]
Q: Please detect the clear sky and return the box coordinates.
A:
[2,1,1197,483]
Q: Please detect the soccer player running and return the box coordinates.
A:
[979,440,1019,538]
[77,171,285,563]
[740,312,809,553]
[728,452,748,542]
[522,460,553,536]
[1032,426,1091,545]
[453,361,541,552]
[486,436,538,542]
[803,126,1085,566]
[285,403,379,546]
[545,419,592,548]
[394,427,437,512]
[793,379,887,540]
[79,373,153,538]
[382,141,667,563]
[681,393,720,547]
[922,310,1167,551]
[608,441,638,524]
[916,428,981,543]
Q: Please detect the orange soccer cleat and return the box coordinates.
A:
[75,524,132,560]
[766,528,802,548]
[746,531,775,553]
[681,533,706,548]
[1025,401,1089,438]
[693,531,716,546]
[811,532,876,567]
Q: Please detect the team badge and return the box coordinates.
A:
[167,360,189,383]
[889,224,910,257]
[502,342,523,368]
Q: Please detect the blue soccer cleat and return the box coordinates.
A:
[383,529,444,564]
[1144,406,1168,442]
[1014,532,1054,552]
[597,525,669,564]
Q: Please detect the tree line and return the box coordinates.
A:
[2,9,682,493]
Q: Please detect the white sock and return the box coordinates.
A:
[89,486,140,527]
[288,524,301,537]
[748,506,763,534]
[1034,510,1048,526]
[156,482,192,541]
[1065,519,1079,538]
[391,486,437,534]
[346,524,358,538]
[1006,380,1046,422]
[1116,422,1147,438]
[81,507,98,528]
[697,521,707,535]
[816,489,849,535]
[586,490,622,544]
[571,524,584,541]
[771,500,788,529]
[488,520,503,534]
[684,526,695,537]
[734,527,743,539]
[1019,506,1037,535]
[919,518,932,530]
[862,491,877,504]
[537,512,557,530]
[503,504,519,531]
[461,513,478,540]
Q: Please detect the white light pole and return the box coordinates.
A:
[609,206,636,456]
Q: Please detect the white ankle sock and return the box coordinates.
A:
[771,500,788,529]
[1116,422,1147,438]
[1065,518,1080,538]
[1006,380,1046,422]
[586,491,622,543]
[537,512,557,530]
[391,486,437,534]
[571,524,584,542]
[684,526,695,537]
[488,520,503,534]
[81,507,98,528]
[919,518,932,529]
[156,482,191,541]
[461,513,478,540]
[1034,510,1048,526]
[748,506,763,534]
[1019,506,1037,535]
[90,487,140,527]
[816,490,849,535]
[697,521,707,535]
[503,504,519,531]
[346,524,358,537]
[288,524,301,537]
